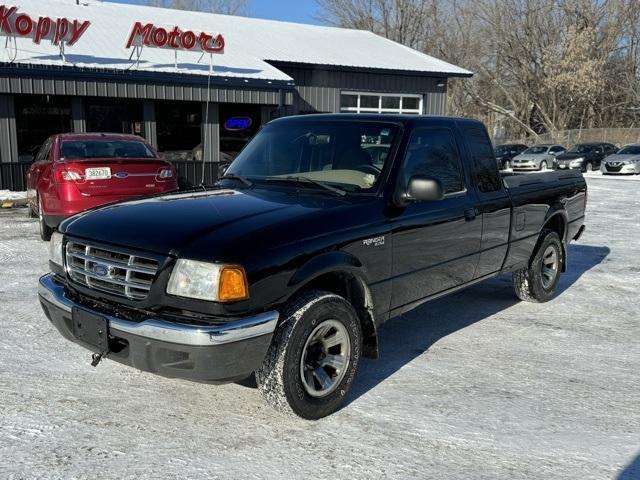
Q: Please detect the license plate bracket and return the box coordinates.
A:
[72,307,109,352]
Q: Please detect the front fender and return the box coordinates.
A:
[288,250,367,290]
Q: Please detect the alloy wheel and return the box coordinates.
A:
[540,245,559,290]
[299,319,351,398]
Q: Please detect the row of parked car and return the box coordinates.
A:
[494,142,640,174]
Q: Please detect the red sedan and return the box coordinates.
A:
[26,133,177,240]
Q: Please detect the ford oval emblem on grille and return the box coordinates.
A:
[114,172,129,179]
[93,264,109,277]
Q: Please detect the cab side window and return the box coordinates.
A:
[462,126,501,193]
[401,127,464,195]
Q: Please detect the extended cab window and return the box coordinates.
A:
[463,126,501,193]
[401,127,464,194]
[226,121,399,192]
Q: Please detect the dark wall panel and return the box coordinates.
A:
[275,65,448,116]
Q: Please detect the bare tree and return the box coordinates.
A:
[147,0,251,16]
[316,0,640,137]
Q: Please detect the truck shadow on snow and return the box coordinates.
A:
[346,243,610,405]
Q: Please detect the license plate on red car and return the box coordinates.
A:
[85,167,111,180]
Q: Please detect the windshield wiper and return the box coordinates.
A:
[265,176,347,197]
[218,173,253,188]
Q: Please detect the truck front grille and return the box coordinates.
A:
[65,241,159,300]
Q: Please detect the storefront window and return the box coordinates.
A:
[156,101,202,161]
[340,92,423,115]
[85,99,144,137]
[15,95,72,162]
[219,104,261,163]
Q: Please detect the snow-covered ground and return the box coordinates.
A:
[0,190,27,201]
[0,176,638,480]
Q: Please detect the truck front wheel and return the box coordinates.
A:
[256,290,362,419]
[512,229,563,302]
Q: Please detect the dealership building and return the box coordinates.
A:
[0,0,471,189]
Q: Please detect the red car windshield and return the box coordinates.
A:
[60,140,157,160]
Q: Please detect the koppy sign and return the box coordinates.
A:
[0,5,90,45]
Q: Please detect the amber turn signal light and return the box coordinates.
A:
[218,266,249,302]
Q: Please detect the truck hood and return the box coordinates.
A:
[60,187,354,258]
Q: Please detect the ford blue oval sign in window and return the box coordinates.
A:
[224,116,253,131]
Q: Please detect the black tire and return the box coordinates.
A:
[256,290,362,420]
[512,229,563,303]
[584,162,593,172]
[540,160,548,171]
[38,196,53,242]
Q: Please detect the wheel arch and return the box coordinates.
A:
[287,252,379,359]
[541,209,568,271]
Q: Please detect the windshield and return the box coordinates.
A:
[522,145,549,154]
[618,145,640,155]
[567,144,595,154]
[61,140,157,160]
[494,146,508,155]
[226,121,399,192]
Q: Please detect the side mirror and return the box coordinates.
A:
[396,175,444,206]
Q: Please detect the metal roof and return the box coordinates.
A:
[1,0,472,82]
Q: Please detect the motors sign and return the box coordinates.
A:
[126,22,225,54]
[0,5,90,45]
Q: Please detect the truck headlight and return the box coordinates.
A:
[167,259,249,302]
[49,232,64,267]
[570,158,584,167]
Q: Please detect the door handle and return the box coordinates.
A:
[464,208,476,221]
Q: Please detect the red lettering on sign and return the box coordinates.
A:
[0,5,90,46]
[126,21,152,48]
[68,19,90,45]
[53,18,69,45]
[126,21,224,53]
[168,26,180,48]
[14,14,32,36]
[34,17,51,44]
[0,5,16,34]
[152,26,168,47]
[202,32,224,53]
[180,30,196,49]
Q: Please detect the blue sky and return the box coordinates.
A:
[106,0,322,25]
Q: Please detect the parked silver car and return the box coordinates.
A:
[601,144,640,175]
[512,144,565,171]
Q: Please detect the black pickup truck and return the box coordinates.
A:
[38,114,587,419]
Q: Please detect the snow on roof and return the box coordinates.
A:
[1,0,472,82]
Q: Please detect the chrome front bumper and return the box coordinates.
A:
[38,273,278,346]
[38,274,279,383]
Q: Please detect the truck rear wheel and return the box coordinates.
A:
[256,290,362,419]
[512,229,563,303]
